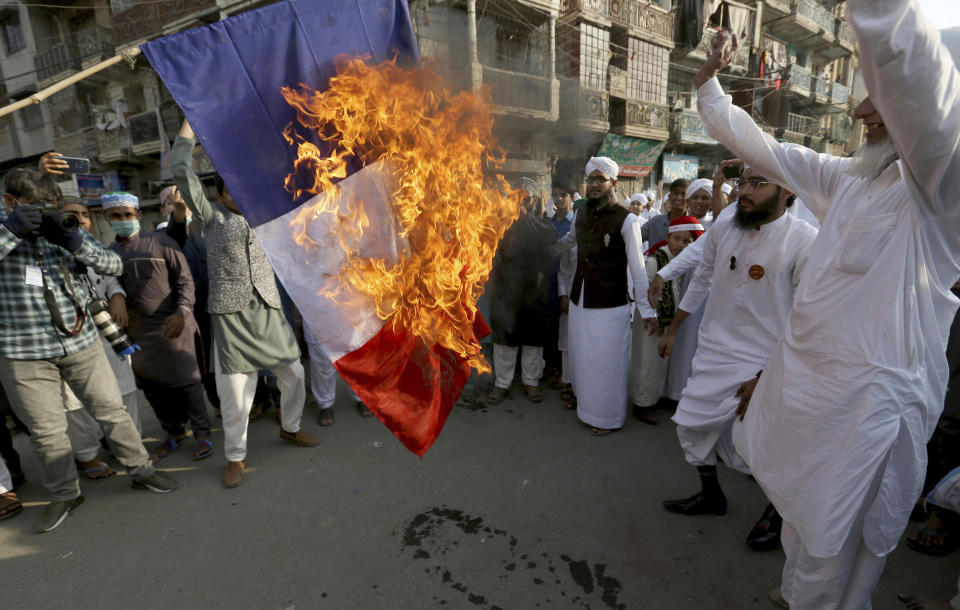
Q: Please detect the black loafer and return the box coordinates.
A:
[747,503,783,551]
[663,491,727,516]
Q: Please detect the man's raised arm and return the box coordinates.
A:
[694,33,848,222]
[848,0,960,216]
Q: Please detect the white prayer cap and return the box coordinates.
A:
[629,192,648,205]
[585,156,619,179]
[941,27,960,67]
[720,183,733,195]
[100,192,139,210]
[513,177,540,198]
[685,178,713,200]
[159,185,176,206]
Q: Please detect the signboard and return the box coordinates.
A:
[662,153,699,182]
[76,174,104,203]
[596,133,667,178]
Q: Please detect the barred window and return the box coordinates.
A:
[579,23,609,91]
[627,38,668,104]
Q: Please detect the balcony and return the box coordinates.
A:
[77,26,115,69]
[817,18,856,60]
[610,98,669,141]
[827,116,852,143]
[766,0,836,49]
[54,127,98,159]
[762,0,791,21]
[35,40,81,86]
[783,112,819,144]
[96,126,132,163]
[674,28,751,74]
[129,110,163,156]
[481,65,559,121]
[813,75,830,103]
[558,79,609,133]
[670,109,717,146]
[560,0,674,47]
[785,63,813,98]
[829,81,849,106]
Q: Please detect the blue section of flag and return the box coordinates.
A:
[142,0,419,227]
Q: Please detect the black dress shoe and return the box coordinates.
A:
[747,503,783,551]
[663,491,727,516]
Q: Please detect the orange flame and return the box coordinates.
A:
[281,57,521,373]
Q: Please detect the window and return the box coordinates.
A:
[0,10,25,55]
[579,24,609,91]
[627,38,668,104]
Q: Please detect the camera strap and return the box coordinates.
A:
[36,250,86,337]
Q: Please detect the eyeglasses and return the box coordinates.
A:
[587,176,612,184]
[735,177,774,192]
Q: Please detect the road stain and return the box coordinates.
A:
[399,505,627,609]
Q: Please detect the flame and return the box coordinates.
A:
[281,57,521,373]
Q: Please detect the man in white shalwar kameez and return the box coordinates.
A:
[694,3,960,607]
[657,169,818,554]
[554,157,657,435]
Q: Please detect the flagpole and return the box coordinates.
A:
[0,48,141,119]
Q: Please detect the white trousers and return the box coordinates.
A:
[493,344,544,389]
[217,360,306,462]
[0,459,11,494]
[561,350,572,385]
[780,458,887,610]
[305,329,359,409]
[63,380,140,462]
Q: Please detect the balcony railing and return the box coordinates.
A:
[35,40,81,83]
[561,0,673,43]
[829,117,852,142]
[54,127,98,159]
[796,0,835,34]
[611,99,669,135]
[836,20,856,47]
[787,64,813,94]
[814,76,829,99]
[482,65,555,117]
[670,108,716,145]
[787,112,819,136]
[559,79,609,129]
[96,125,132,163]
[829,82,850,105]
[77,25,115,66]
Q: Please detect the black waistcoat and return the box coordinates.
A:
[571,201,631,308]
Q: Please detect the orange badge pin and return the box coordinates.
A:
[748,265,765,280]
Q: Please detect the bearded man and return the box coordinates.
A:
[696,4,960,608]
[657,168,818,555]
[555,157,657,435]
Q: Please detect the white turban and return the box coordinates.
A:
[720,183,733,195]
[629,192,648,205]
[685,178,713,200]
[941,27,960,67]
[585,156,619,179]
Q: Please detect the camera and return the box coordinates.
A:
[87,297,140,357]
[41,209,79,233]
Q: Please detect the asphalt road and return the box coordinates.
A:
[0,373,957,609]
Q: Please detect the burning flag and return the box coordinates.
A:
[143,0,519,456]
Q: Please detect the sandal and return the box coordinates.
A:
[193,439,214,461]
[78,458,116,480]
[591,427,614,437]
[356,401,374,418]
[560,388,575,401]
[563,396,577,410]
[487,387,508,405]
[551,378,567,390]
[0,491,22,521]
[151,436,186,463]
[319,408,335,427]
[906,522,958,556]
[523,385,543,403]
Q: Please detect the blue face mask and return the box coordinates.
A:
[110,219,140,237]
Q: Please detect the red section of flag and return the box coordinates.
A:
[334,314,489,457]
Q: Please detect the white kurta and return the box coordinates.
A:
[565,211,656,429]
[671,212,818,467]
[629,247,673,407]
[698,0,960,560]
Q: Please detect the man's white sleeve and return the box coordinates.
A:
[658,237,705,282]
[557,246,576,298]
[848,0,960,220]
[677,223,720,313]
[624,215,656,318]
[696,78,849,223]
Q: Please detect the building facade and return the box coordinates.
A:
[0,0,863,212]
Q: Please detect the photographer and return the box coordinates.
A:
[0,167,177,534]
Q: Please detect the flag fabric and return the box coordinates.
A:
[143,0,488,456]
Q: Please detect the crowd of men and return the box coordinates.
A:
[0,0,958,608]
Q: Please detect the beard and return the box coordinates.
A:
[734,191,779,230]
[846,137,899,180]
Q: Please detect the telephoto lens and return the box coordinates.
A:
[87,298,140,357]
[42,210,80,232]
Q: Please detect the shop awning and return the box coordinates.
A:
[596,134,667,178]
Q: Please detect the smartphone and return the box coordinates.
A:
[58,156,90,174]
[722,164,742,179]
